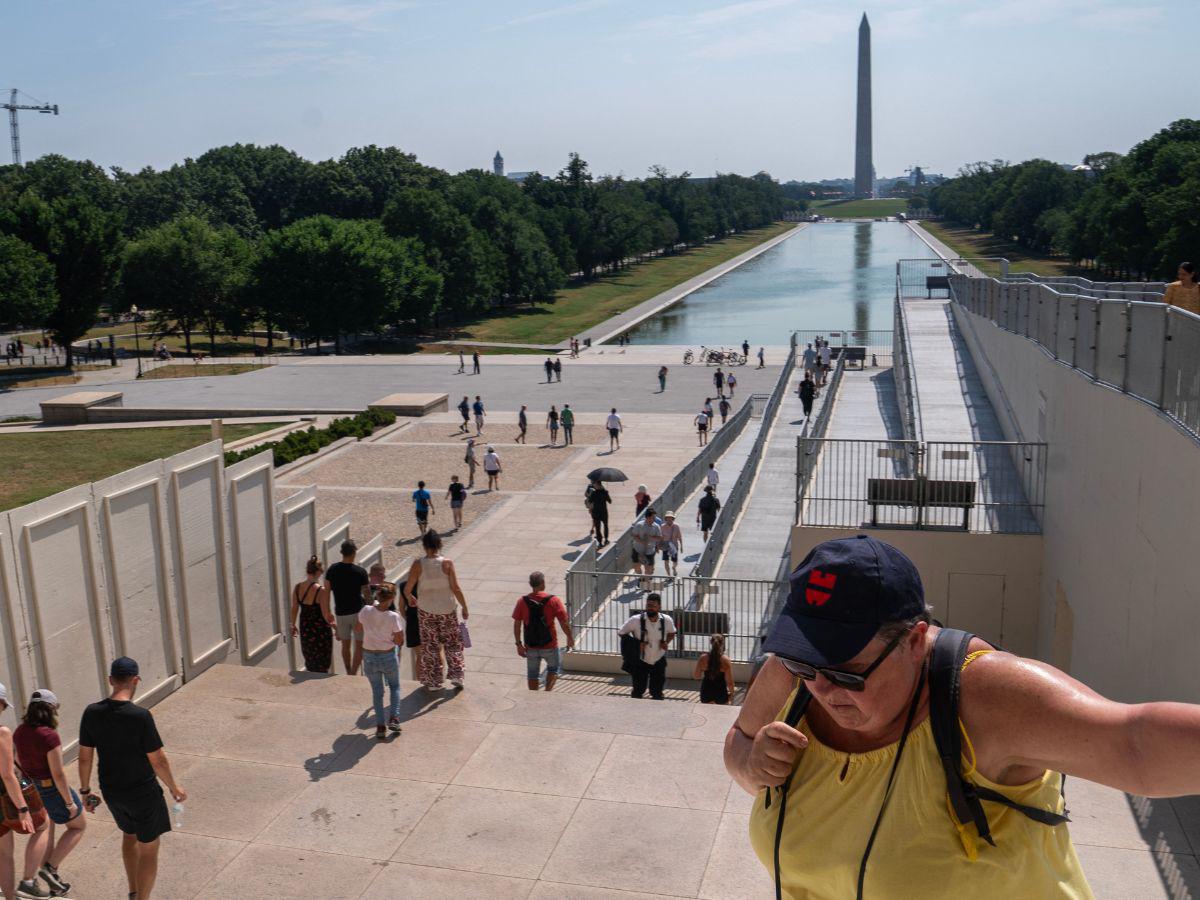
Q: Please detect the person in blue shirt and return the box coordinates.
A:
[412,480,435,534]
[472,396,485,435]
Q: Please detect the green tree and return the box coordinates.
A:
[0,234,57,327]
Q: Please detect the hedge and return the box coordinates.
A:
[223,407,397,468]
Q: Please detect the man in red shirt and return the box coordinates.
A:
[512,571,575,691]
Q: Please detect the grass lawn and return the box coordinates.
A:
[0,364,110,390]
[919,222,1088,279]
[140,363,268,379]
[0,422,279,510]
[812,198,908,218]
[436,223,797,346]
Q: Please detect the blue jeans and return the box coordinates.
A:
[362,649,401,726]
[526,647,562,681]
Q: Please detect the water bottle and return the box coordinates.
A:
[172,802,184,828]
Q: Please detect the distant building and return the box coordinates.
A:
[506,171,534,182]
[493,151,504,177]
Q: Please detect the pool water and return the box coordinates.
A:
[624,222,935,345]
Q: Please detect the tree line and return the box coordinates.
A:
[0,145,791,363]
[929,119,1200,281]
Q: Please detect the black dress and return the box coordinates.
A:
[296,582,332,673]
[700,660,730,704]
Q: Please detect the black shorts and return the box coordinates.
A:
[608,428,619,439]
[107,785,171,844]
[416,509,429,523]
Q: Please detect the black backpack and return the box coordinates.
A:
[523,594,554,647]
[620,612,649,673]
[767,627,1069,900]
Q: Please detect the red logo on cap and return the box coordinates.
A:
[806,569,837,606]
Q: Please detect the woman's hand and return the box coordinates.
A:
[461,606,470,621]
[747,721,808,789]
[290,624,298,637]
[17,810,33,834]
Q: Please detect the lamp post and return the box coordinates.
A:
[131,305,143,378]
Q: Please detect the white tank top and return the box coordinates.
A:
[417,555,456,615]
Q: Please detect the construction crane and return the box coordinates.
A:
[4,89,59,166]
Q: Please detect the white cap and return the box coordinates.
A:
[29,688,58,706]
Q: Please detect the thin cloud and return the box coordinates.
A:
[490,0,619,31]
[195,0,415,32]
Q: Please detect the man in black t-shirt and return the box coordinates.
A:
[78,657,185,900]
[325,539,370,675]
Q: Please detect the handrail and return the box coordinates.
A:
[893,295,924,443]
[794,353,847,524]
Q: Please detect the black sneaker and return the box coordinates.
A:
[387,716,402,734]
[17,879,51,899]
[39,864,70,895]
[375,725,387,740]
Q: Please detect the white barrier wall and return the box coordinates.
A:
[225,451,286,667]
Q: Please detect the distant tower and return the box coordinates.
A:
[854,13,873,199]
[493,151,504,177]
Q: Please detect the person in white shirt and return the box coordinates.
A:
[483,445,502,491]
[617,593,676,699]
[706,463,719,489]
[606,408,623,451]
[659,511,683,577]
[819,343,832,385]
[695,409,710,446]
[354,583,404,740]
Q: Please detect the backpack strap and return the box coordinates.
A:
[929,628,1069,854]
[769,682,811,900]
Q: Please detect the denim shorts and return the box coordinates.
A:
[526,647,562,680]
[36,785,82,825]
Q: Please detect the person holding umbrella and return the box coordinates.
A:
[586,467,624,547]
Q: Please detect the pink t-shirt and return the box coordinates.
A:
[357,604,404,652]
[512,592,568,649]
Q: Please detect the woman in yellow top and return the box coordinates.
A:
[726,535,1200,899]
[1164,261,1199,315]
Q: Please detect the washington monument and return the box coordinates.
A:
[854,12,873,198]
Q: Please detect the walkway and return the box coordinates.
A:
[574,225,805,345]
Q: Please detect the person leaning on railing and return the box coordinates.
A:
[727,534,1200,899]
[1164,261,1199,315]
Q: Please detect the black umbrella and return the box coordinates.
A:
[587,467,628,482]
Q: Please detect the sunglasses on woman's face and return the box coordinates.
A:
[777,630,908,692]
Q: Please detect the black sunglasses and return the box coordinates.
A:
[777,630,908,692]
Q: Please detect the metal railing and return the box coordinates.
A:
[795,438,1046,533]
[566,569,778,662]
[794,353,847,523]
[893,297,923,442]
[1003,272,1165,300]
[792,330,893,364]
[950,273,1200,439]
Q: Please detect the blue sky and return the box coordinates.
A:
[6,0,1196,182]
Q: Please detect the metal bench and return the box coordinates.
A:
[670,609,731,645]
[926,275,951,298]
[833,346,868,369]
[867,477,976,530]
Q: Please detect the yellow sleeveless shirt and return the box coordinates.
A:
[748,665,1093,898]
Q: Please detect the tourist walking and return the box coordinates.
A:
[512,572,574,691]
[658,366,668,393]
[606,408,623,451]
[757,347,765,368]
[634,484,651,517]
[799,372,816,419]
[472,396,485,435]
[703,397,714,420]
[458,396,470,434]
[553,358,562,382]
[464,439,478,488]
[802,343,816,380]
[695,408,710,446]
[631,507,662,591]
[819,342,832,385]
[446,475,467,529]
[0,682,51,900]
[727,372,737,398]
[742,339,750,359]
[472,350,481,374]
[325,540,369,676]
[14,690,86,896]
[412,480,434,534]
[561,404,575,444]
[660,511,683,577]
[617,593,676,700]
[694,633,735,705]
[718,396,731,426]
[714,368,725,398]
[546,405,560,446]
[544,357,554,383]
[457,349,465,374]
[290,556,334,674]
[697,485,721,541]
[707,462,720,490]
[404,531,469,690]
[586,479,611,546]
[355,583,404,740]
[77,658,186,900]
[515,405,528,444]
[1165,262,1200,314]
[483,445,502,491]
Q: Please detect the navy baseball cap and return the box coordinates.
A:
[110,657,139,678]
[763,535,925,667]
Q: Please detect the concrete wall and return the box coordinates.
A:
[791,526,1043,658]
[953,303,1200,703]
